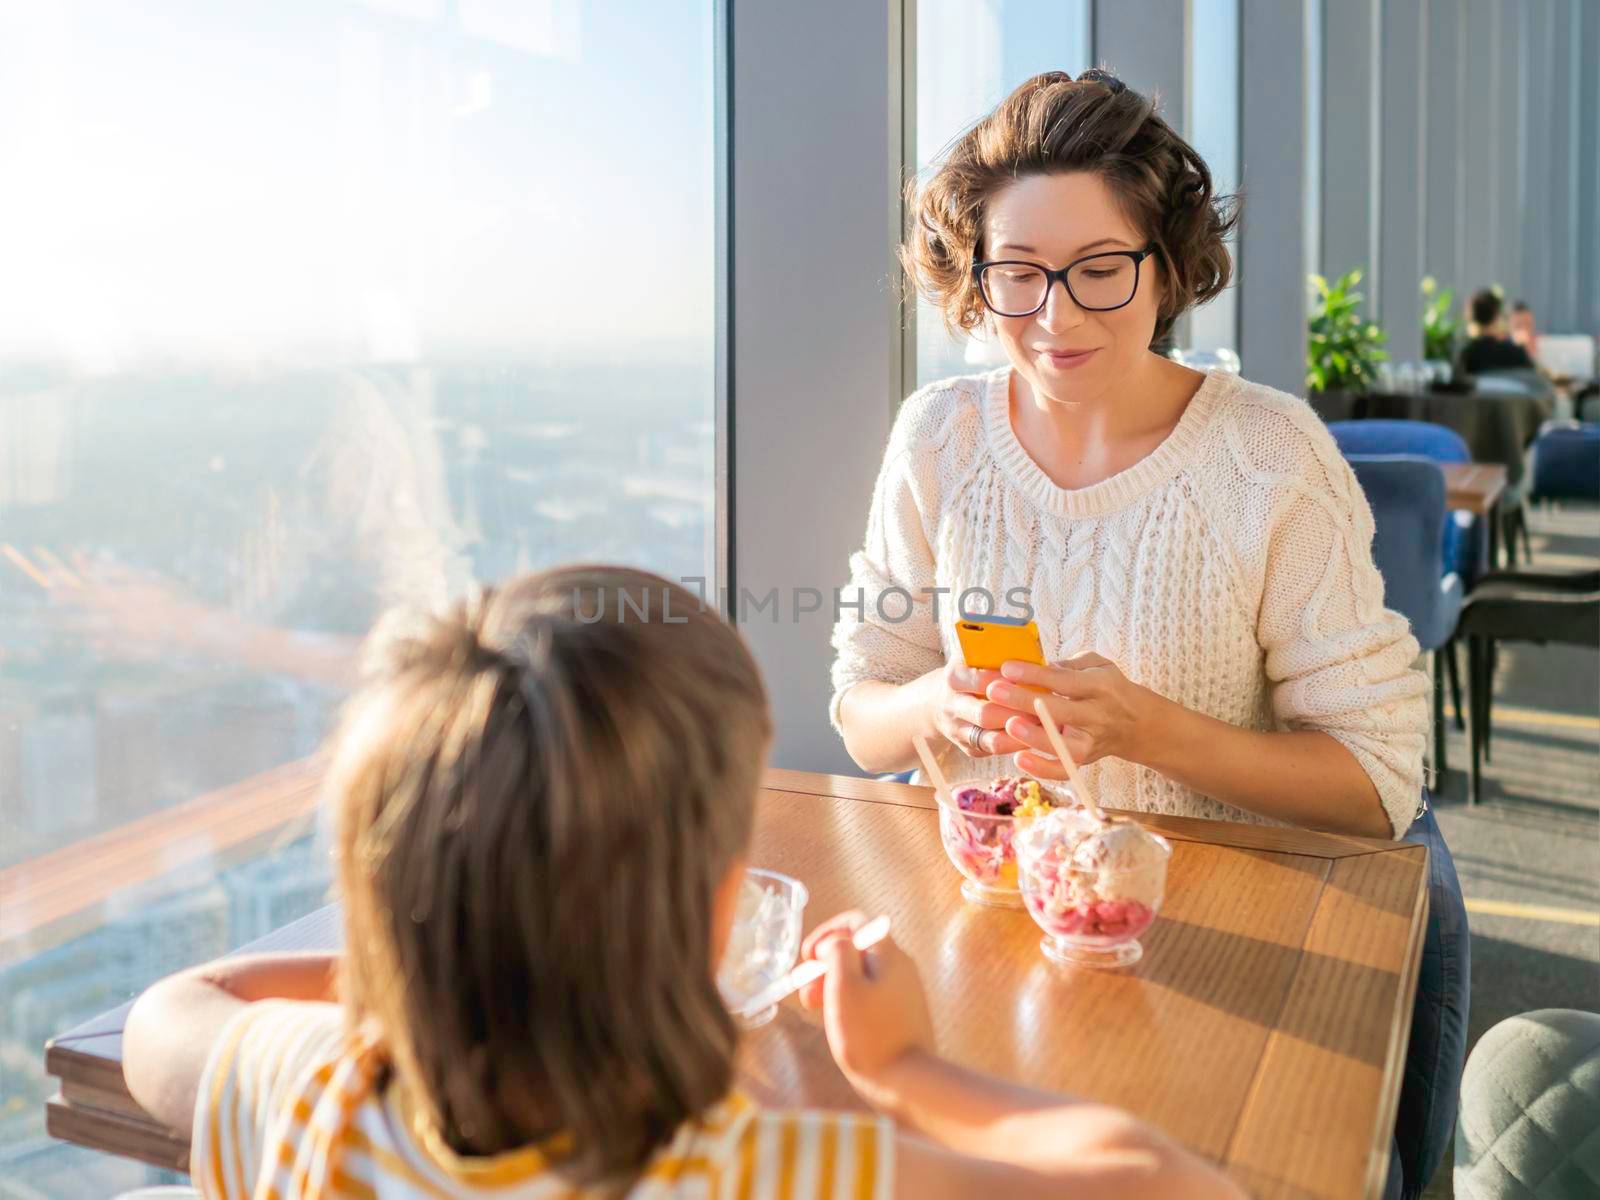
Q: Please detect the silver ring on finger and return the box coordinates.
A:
[967,722,986,756]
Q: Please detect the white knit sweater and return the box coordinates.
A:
[829,367,1430,837]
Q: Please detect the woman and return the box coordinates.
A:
[830,70,1429,840]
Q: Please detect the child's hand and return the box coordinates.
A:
[798,912,935,1098]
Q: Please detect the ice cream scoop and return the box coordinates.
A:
[938,777,1065,907]
[1070,820,1169,907]
[1014,803,1106,862]
[951,775,1048,816]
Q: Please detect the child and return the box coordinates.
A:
[124,566,1240,1199]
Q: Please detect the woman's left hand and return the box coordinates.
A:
[983,652,1170,776]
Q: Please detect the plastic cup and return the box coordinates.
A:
[1017,818,1171,968]
[716,867,808,1028]
[935,779,1073,909]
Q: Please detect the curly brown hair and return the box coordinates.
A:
[902,69,1238,346]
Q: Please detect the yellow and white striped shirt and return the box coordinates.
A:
[192,1001,895,1200]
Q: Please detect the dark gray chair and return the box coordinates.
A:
[1458,568,1600,805]
[1577,385,1600,424]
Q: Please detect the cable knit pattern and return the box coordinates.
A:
[829,367,1430,837]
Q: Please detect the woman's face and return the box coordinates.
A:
[981,171,1164,407]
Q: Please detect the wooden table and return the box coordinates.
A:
[45,768,1429,1199]
[1442,463,1507,515]
[1442,462,1509,567]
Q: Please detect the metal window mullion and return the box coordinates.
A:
[714,0,735,617]
[894,0,917,416]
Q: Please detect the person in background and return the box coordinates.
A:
[1459,290,1536,376]
[123,566,1240,1199]
[1507,300,1539,362]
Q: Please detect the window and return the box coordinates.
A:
[0,1,719,1191]
[911,0,1092,389]
[1185,0,1241,356]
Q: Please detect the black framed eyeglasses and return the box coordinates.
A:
[971,245,1157,318]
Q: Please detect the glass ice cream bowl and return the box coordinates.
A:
[935,777,1072,909]
[717,868,809,1028]
[1016,809,1172,968]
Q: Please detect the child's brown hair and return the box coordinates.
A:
[328,565,771,1184]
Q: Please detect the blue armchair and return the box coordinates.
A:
[1330,420,1484,587]
[1328,418,1473,461]
[1347,455,1465,774]
[1334,420,1476,741]
[1527,420,1600,505]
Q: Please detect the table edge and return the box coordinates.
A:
[762,768,1405,860]
[47,1091,187,1174]
[1361,847,1432,1200]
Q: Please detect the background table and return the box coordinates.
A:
[46,768,1429,1200]
[1442,462,1510,565]
[1442,463,1508,515]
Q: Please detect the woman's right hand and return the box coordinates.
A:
[918,661,1028,761]
[798,912,935,1102]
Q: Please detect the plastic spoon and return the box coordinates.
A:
[734,915,892,1017]
[912,734,954,807]
[1032,697,1104,821]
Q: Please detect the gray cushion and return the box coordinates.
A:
[1454,1009,1600,1199]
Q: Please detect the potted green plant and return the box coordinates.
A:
[1420,276,1460,372]
[1306,270,1388,419]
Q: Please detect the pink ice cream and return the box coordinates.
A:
[1015,808,1170,940]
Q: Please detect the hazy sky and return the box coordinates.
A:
[0,0,715,370]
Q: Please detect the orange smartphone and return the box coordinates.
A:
[954,615,1046,671]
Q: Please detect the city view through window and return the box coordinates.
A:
[0,4,716,1194]
[913,0,1091,387]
